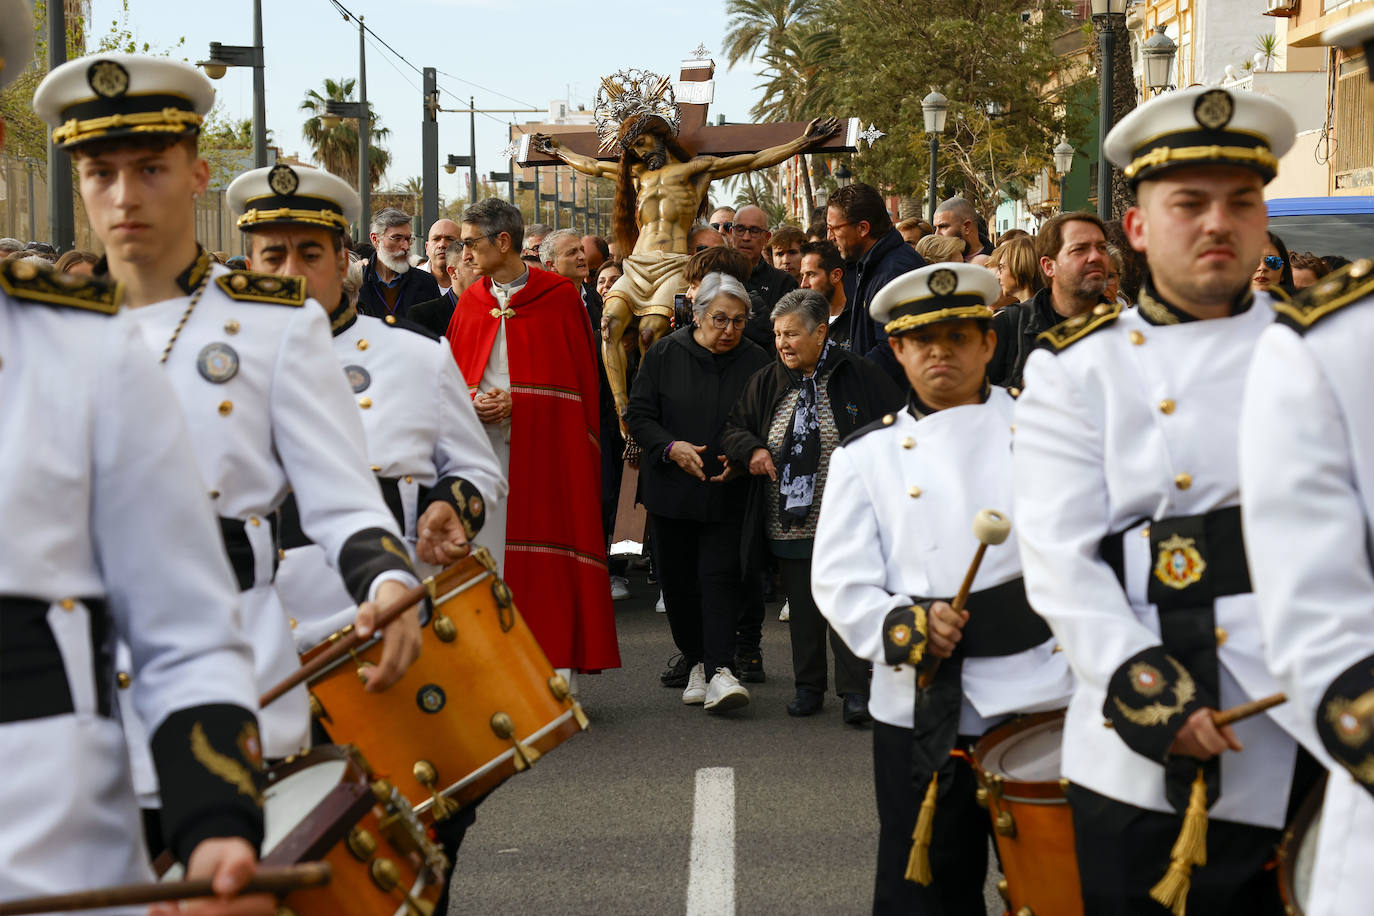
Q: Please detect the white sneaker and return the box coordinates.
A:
[682,663,707,705]
[655,592,666,613]
[778,601,790,622]
[610,575,631,600]
[703,667,750,712]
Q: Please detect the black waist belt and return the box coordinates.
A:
[0,596,112,723]
[1099,505,1251,608]
[950,576,1051,659]
[220,515,280,592]
[276,479,412,556]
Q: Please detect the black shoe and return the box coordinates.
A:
[736,651,766,683]
[842,693,872,726]
[787,688,824,717]
[660,653,693,688]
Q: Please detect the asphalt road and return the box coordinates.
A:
[445,567,1005,916]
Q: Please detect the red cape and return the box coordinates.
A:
[447,267,620,671]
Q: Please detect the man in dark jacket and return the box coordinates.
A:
[826,184,924,384]
[358,207,441,320]
[734,204,799,352]
[987,211,1111,389]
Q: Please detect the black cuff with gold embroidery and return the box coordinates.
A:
[1104,646,1214,764]
[882,604,928,667]
[1318,654,1374,794]
[151,704,265,864]
[418,476,487,540]
[339,527,414,605]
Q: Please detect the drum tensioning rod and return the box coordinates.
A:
[0,863,330,914]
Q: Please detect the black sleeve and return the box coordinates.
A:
[987,306,1020,387]
[626,344,673,459]
[720,366,772,464]
[1102,646,1214,764]
[1317,653,1374,798]
[339,527,415,605]
[152,704,265,864]
[418,476,487,538]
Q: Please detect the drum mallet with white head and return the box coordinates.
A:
[918,509,1012,689]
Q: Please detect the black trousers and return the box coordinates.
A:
[736,567,765,656]
[651,514,746,677]
[1066,784,1283,916]
[873,722,991,916]
[778,555,868,697]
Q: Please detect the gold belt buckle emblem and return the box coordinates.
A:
[1153,534,1207,590]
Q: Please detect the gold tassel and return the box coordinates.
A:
[905,772,940,885]
[1149,768,1209,916]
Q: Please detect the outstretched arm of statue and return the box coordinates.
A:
[708,117,842,179]
[531,133,616,178]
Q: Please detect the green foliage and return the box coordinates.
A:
[300,78,392,192]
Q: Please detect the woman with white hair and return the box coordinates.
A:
[627,272,771,712]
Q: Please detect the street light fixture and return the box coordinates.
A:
[834,164,852,188]
[1053,140,1075,212]
[196,0,267,167]
[922,90,949,222]
[444,154,473,175]
[1090,0,1128,221]
[1142,25,1179,95]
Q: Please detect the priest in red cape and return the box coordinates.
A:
[446,198,620,674]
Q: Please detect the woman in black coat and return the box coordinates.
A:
[627,272,771,713]
[721,289,904,722]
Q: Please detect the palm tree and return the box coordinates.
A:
[300,78,391,192]
[721,0,825,71]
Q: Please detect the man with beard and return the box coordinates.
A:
[933,197,991,265]
[533,86,839,436]
[987,212,1112,389]
[1013,87,1313,915]
[799,240,849,348]
[358,207,440,320]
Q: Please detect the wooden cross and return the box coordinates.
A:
[516,57,863,165]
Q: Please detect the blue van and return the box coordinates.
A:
[1267,197,1374,261]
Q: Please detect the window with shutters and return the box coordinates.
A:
[1333,53,1373,190]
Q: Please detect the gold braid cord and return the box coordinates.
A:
[190,722,262,805]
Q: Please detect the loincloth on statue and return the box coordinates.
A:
[604,250,687,319]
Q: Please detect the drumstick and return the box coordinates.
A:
[0,863,330,915]
[260,577,431,708]
[1211,692,1286,728]
[918,510,1013,689]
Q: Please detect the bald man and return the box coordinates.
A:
[425,218,461,290]
[933,198,990,266]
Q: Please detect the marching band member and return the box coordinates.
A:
[0,4,268,906]
[32,55,422,788]
[1240,11,1374,916]
[813,263,1072,914]
[1013,87,1316,914]
[225,164,505,647]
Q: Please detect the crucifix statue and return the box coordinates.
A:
[520,56,862,439]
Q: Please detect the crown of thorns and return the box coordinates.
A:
[593,69,681,152]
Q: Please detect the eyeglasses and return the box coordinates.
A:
[825,221,852,233]
[456,234,497,251]
[731,225,767,238]
[706,312,748,330]
[1263,255,1284,271]
[710,221,733,233]
[382,233,414,245]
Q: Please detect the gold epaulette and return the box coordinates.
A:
[1036,302,1122,352]
[0,258,121,314]
[1273,259,1374,333]
[214,269,306,307]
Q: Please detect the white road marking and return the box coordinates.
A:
[686,767,736,916]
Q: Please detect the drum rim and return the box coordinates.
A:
[971,709,1069,803]
[261,744,375,867]
[1277,771,1327,915]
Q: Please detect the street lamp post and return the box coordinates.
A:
[319,16,370,240]
[921,90,949,223]
[1054,140,1076,212]
[197,0,267,168]
[1141,25,1179,97]
[1090,0,1128,221]
[444,154,474,208]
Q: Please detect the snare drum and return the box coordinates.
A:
[1278,779,1325,916]
[971,710,1084,916]
[160,745,446,914]
[302,551,589,823]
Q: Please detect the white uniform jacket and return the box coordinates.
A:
[813,387,1073,732]
[276,300,506,649]
[1014,292,1300,829]
[1239,263,1374,915]
[0,261,261,902]
[122,252,415,759]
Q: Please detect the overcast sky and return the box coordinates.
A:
[86,0,771,206]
